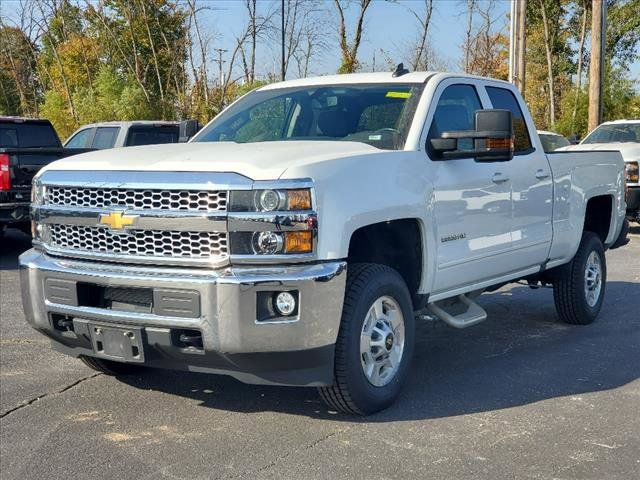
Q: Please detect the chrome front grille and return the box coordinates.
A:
[49,224,228,260]
[47,187,227,212]
[33,171,256,267]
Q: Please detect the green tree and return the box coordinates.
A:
[0,26,40,116]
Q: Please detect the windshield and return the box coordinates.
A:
[539,133,570,152]
[194,84,425,150]
[582,123,640,144]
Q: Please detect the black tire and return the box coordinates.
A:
[318,263,415,415]
[553,232,606,325]
[80,356,145,376]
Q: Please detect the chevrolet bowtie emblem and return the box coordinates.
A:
[98,211,139,231]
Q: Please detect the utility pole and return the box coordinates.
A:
[588,0,606,132]
[516,0,526,96]
[281,0,286,81]
[214,48,227,108]
[214,48,227,87]
[509,0,526,95]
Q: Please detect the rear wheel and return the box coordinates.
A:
[318,263,415,415]
[553,232,606,325]
[80,356,145,376]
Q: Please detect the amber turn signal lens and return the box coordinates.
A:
[284,231,313,253]
[486,138,513,149]
[625,162,639,183]
[287,189,312,210]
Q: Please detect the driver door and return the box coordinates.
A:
[426,81,515,294]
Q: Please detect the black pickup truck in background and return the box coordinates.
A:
[0,117,93,235]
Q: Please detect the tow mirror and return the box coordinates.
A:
[430,109,514,161]
[179,119,202,142]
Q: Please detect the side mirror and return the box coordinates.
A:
[179,119,202,142]
[430,109,514,161]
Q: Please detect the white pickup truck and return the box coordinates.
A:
[20,71,628,415]
[559,119,640,223]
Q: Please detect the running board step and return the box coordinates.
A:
[427,294,487,329]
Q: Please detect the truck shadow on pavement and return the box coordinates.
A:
[119,280,640,422]
[0,228,32,270]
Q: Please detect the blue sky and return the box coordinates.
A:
[1,0,637,83]
[201,0,639,82]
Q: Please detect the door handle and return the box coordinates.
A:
[535,169,550,180]
[492,172,510,183]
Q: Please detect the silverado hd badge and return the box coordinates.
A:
[98,211,139,233]
[441,233,466,243]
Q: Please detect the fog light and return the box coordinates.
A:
[274,291,296,316]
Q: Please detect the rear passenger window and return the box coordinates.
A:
[428,84,482,153]
[92,127,119,149]
[65,128,93,148]
[486,87,533,153]
[125,126,179,146]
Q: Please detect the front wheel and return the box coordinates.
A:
[553,232,606,325]
[318,263,415,415]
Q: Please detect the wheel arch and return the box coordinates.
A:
[347,218,429,309]
[583,193,616,246]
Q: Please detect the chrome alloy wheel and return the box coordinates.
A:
[360,295,406,387]
[584,251,603,307]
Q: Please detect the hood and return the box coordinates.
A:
[560,142,640,162]
[46,141,380,180]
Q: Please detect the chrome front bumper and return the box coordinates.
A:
[19,249,346,386]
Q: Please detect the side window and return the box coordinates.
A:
[92,127,120,149]
[65,128,93,148]
[428,84,482,151]
[485,87,533,153]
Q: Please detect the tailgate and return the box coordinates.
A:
[10,149,67,188]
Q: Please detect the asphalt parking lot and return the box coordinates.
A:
[1,227,639,479]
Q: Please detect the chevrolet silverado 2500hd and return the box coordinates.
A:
[20,72,628,415]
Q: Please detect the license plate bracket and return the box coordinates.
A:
[89,324,144,362]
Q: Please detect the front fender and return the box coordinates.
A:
[282,151,437,293]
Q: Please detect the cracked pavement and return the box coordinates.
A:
[1,227,639,479]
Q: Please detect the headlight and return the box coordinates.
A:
[625,162,639,183]
[253,231,284,254]
[31,222,50,242]
[31,182,47,205]
[230,230,314,255]
[227,183,316,259]
[229,188,312,212]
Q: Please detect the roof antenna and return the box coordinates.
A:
[392,63,409,77]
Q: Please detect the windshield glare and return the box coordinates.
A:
[582,123,640,144]
[194,84,425,150]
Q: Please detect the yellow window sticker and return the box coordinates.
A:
[385,91,411,99]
